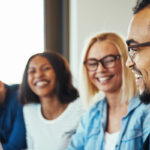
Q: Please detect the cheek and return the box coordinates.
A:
[88,72,95,83]
[136,54,150,75]
[27,75,33,89]
[135,51,150,68]
[111,62,122,76]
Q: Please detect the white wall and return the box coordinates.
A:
[69,0,136,85]
[0,0,44,84]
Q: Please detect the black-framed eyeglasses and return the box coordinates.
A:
[84,55,120,72]
[127,41,150,60]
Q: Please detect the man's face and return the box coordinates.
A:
[126,6,150,104]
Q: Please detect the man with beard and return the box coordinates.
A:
[126,0,150,149]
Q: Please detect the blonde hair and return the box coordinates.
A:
[79,32,137,108]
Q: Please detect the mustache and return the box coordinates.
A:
[132,66,142,75]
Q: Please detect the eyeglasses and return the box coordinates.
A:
[127,41,150,60]
[84,55,120,72]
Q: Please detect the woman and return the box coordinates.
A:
[67,32,150,150]
[19,51,84,150]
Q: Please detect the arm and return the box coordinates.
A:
[2,105,26,150]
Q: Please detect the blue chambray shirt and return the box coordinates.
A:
[67,96,150,150]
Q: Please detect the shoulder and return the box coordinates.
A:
[6,84,19,103]
[6,84,19,94]
[88,98,105,116]
[23,103,40,115]
[133,97,150,115]
[69,98,85,112]
[139,103,150,123]
[128,96,150,118]
[5,84,22,113]
[128,97,150,134]
[80,98,105,125]
[64,98,85,122]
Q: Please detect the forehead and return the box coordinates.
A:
[29,55,50,67]
[87,40,118,58]
[127,7,150,43]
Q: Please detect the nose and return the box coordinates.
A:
[96,62,106,72]
[126,56,135,68]
[35,69,43,77]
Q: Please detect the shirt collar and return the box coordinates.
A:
[127,95,141,115]
[97,96,141,116]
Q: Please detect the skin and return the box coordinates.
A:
[87,40,127,133]
[27,55,68,120]
[0,81,6,104]
[87,40,122,95]
[126,6,150,94]
[28,55,56,98]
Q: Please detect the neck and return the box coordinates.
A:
[40,95,68,120]
[105,88,128,133]
[106,88,124,108]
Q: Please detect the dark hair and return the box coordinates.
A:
[133,0,150,14]
[19,51,79,105]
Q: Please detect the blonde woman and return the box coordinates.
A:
[67,32,150,150]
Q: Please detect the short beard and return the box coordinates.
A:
[139,86,150,104]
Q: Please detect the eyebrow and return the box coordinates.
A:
[126,39,137,46]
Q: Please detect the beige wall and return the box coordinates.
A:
[69,0,136,84]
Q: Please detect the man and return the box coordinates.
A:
[126,0,150,149]
[126,0,150,104]
[0,81,26,150]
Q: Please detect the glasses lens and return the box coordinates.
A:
[85,60,98,71]
[103,56,116,68]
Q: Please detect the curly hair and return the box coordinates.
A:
[19,51,79,105]
[133,0,150,14]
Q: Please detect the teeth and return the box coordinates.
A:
[36,81,48,87]
[134,74,142,79]
[98,77,110,82]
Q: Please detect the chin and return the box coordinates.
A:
[139,86,150,104]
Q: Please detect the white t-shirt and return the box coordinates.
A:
[23,99,84,150]
[104,131,120,150]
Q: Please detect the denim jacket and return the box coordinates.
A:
[67,96,150,150]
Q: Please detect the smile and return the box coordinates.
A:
[34,80,49,87]
[97,75,113,83]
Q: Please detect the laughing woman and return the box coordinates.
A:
[19,51,84,150]
[67,32,150,150]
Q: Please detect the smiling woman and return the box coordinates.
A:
[19,51,84,150]
[67,32,150,150]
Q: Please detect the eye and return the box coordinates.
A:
[87,61,97,66]
[42,66,51,71]
[27,69,36,74]
[103,57,115,64]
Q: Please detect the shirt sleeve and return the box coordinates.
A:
[2,105,26,150]
[143,105,150,142]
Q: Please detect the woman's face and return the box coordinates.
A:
[27,55,56,98]
[86,40,122,94]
